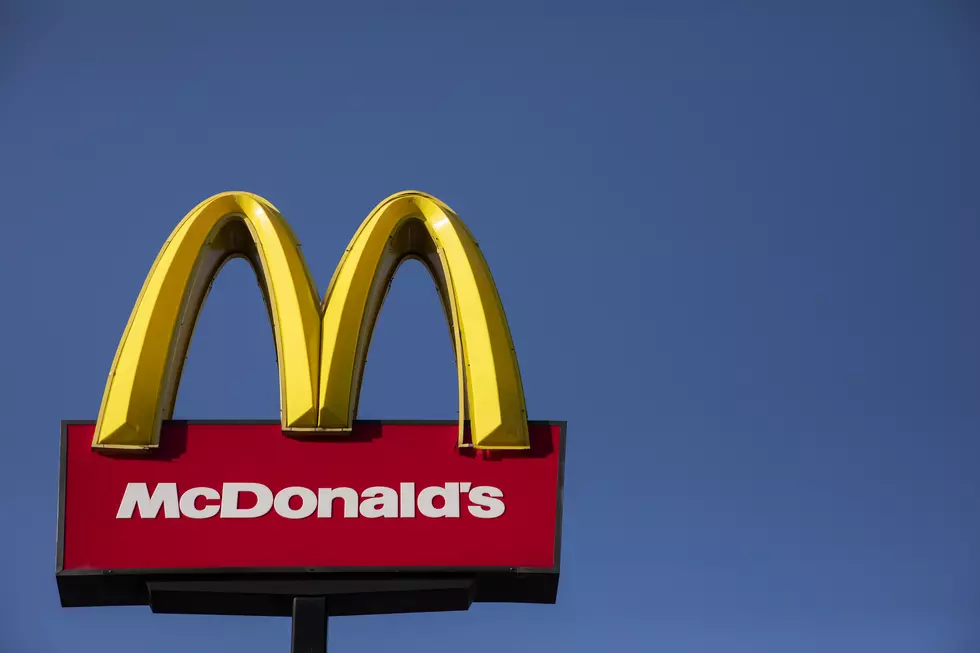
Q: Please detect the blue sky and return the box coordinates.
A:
[1,1,978,651]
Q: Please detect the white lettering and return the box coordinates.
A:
[220,483,273,518]
[117,482,179,519]
[115,482,507,519]
[399,482,416,518]
[317,487,358,518]
[274,486,317,519]
[179,486,220,519]
[418,483,460,518]
[360,486,399,518]
[468,486,505,518]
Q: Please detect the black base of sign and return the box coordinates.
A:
[58,571,557,617]
[144,577,479,617]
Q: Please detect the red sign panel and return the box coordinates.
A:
[59,422,563,575]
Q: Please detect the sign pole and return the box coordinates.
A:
[291,597,328,653]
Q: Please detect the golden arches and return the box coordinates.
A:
[92,191,528,451]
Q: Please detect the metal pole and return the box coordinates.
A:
[291,597,328,653]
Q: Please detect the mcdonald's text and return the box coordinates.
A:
[116,481,507,520]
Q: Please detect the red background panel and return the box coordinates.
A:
[61,422,561,572]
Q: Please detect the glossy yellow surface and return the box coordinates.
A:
[92,191,528,451]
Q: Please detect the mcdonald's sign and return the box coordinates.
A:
[57,191,565,619]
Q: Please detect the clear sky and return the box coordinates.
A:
[1,1,978,651]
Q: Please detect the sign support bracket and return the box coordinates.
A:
[291,596,328,653]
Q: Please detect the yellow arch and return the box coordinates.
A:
[93,193,322,449]
[316,192,528,449]
[92,191,528,451]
